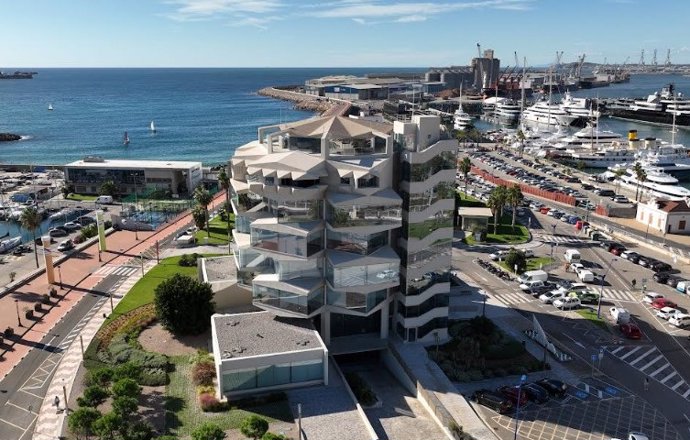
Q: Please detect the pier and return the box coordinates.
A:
[258,86,350,117]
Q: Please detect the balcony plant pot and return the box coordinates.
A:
[42,294,51,305]
[25,310,33,320]
[50,288,58,298]
[4,327,14,337]
[34,303,42,313]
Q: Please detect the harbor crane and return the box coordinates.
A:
[652,49,658,66]
[575,54,586,78]
[639,49,645,66]
[476,42,481,58]
[665,49,671,67]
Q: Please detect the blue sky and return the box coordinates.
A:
[2,0,689,67]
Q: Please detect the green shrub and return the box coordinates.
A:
[262,434,287,440]
[112,378,141,399]
[113,362,142,381]
[139,368,168,386]
[77,385,110,407]
[178,253,199,267]
[196,385,215,396]
[85,367,115,387]
[484,340,525,360]
[240,415,269,440]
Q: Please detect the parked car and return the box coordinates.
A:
[613,195,630,203]
[553,297,581,310]
[572,290,600,304]
[610,307,631,324]
[78,215,96,226]
[497,385,528,407]
[62,221,82,231]
[651,261,672,273]
[539,291,566,304]
[638,256,659,267]
[652,298,677,310]
[472,389,513,414]
[653,272,671,283]
[536,378,568,397]
[620,323,642,340]
[519,383,550,403]
[656,307,681,320]
[609,244,627,256]
[48,228,68,238]
[669,314,690,328]
[643,292,664,304]
[666,276,683,288]
[57,239,75,252]
[620,250,639,261]
[489,250,510,261]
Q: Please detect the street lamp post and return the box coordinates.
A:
[15,299,22,327]
[513,374,527,440]
[597,258,617,319]
[131,173,139,240]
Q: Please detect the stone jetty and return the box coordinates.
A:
[258,87,350,116]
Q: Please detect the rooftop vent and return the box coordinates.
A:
[232,346,247,354]
[222,350,233,359]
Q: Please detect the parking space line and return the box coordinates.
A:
[639,354,664,371]
[650,363,670,377]
[610,346,625,355]
[628,347,656,365]
[619,346,643,360]
[682,389,690,399]
[661,371,678,384]
[671,380,685,391]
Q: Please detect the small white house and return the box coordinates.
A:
[211,312,328,397]
[636,198,690,235]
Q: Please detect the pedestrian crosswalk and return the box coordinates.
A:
[92,264,140,278]
[606,345,690,400]
[539,234,594,245]
[490,288,639,307]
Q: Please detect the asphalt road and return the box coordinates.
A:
[0,272,124,440]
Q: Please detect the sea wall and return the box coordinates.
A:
[258,87,350,116]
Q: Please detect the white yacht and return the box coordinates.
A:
[552,124,624,150]
[566,148,637,168]
[522,100,579,128]
[559,92,599,119]
[453,106,473,131]
[494,99,521,125]
[617,167,690,200]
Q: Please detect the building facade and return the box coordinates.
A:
[228,114,455,347]
[636,198,690,234]
[64,158,202,196]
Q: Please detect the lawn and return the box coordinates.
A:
[464,217,530,245]
[66,193,98,201]
[105,254,212,323]
[165,356,293,436]
[576,308,610,332]
[194,215,234,245]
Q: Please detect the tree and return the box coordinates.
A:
[507,184,524,228]
[262,434,287,440]
[459,157,472,194]
[68,407,101,440]
[111,378,141,399]
[632,162,643,201]
[77,385,110,407]
[112,395,139,419]
[192,422,226,440]
[154,273,215,335]
[93,412,124,440]
[194,186,214,238]
[192,205,207,233]
[576,160,586,171]
[240,415,269,440]
[613,168,626,193]
[100,180,117,197]
[61,184,74,199]
[505,249,527,274]
[20,206,42,269]
[123,421,155,440]
[486,192,503,235]
[217,166,232,252]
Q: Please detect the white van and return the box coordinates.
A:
[564,249,581,263]
[95,195,114,204]
[577,269,595,283]
[669,314,690,328]
[517,270,548,284]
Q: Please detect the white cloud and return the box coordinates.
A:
[396,15,427,22]
[165,0,282,21]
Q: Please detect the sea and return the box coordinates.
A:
[0,67,427,166]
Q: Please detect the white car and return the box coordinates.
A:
[669,314,690,328]
[539,291,565,304]
[377,269,397,280]
[489,250,510,261]
[643,292,664,304]
[613,432,650,440]
[553,297,581,310]
[656,307,681,320]
[569,263,585,273]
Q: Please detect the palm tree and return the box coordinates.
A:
[613,168,626,194]
[516,129,526,157]
[507,184,524,228]
[636,169,647,201]
[487,191,503,235]
[20,207,42,269]
[632,162,645,201]
[493,185,508,219]
[217,166,231,251]
[193,186,213,238]
[459,157,472,194]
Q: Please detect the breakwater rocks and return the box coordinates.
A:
[0,133,21,142]
[258,87,344,115]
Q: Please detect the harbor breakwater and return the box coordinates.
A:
[258,86,350,116]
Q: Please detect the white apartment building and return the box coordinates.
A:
[227,114,455,349]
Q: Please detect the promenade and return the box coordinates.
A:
[0,191,226,379]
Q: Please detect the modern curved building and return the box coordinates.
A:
[228,114,455,349]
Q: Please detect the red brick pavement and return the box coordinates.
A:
[0,192,226,380]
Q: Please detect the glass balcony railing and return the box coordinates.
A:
[326,261,399,288]
[398,293,449,318]
[327,203,401,228]
[404,270,450,296]
[401,151,455,182]
[253,285,323,316]
[326,288,387,314]
[251,228,323,257]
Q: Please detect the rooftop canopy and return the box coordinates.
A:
[278,115,392,140]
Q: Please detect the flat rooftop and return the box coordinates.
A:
[65,158,202,170]
[201,256,238,283]
[213,312,324,360]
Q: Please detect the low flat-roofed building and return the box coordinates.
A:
[458,207,493,231]
[64,157,203,196]
[636,198,690,235]
[211,311,328,397]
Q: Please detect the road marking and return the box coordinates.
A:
[0,416,28,431]
[661,371,678,384]
[639,354,664,371]
[611,346,625,355]
[683,389,690,399]
[628,347,656,365]
[672,380,686,391]
[619,346,642,360]
[650,363,670,377]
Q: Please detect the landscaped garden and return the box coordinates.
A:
[74,253,294,440]
[429,316,545,382]
[194,214,234,245]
